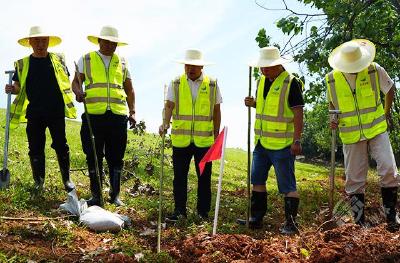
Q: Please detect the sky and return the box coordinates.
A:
[0,0,315,149]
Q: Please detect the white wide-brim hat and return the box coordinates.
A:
[250,46,292,67]
[174,49,214,66]
[87,25,128,46]
[328,39,375,73]
[18,26,62,48]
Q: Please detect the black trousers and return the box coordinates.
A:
[80,111,127,170]
[26,116,69,157]
[172,143,212,215]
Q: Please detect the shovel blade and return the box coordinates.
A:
[0,169,10,189]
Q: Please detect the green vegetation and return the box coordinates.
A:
[0,111,386,261]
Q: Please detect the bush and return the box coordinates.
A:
[302,103,343,161]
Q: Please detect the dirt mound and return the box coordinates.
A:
[171,224,400,262]
[310,224,400,262]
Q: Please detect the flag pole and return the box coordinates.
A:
[157,84,167,253]
[212,126,228,236]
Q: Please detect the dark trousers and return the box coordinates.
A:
[80,111,127,170]
[172,143,212,215]
[26,116,69,157]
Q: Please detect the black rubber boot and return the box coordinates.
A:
[248,191,267,229]
[237,191,268,228]
[57,152,75,193]
[165,210,187,223]
[280,197,299,235]
[350,193,365,226]
[109,167,124,206]
[87,169,103,207]
[381,187,400,232]
[30,155,45,192]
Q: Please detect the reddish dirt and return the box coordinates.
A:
[168,224,400,263]
[2,219,400,262]
[2,209,400,262]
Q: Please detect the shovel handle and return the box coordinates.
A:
[74,62,103,206]
[3,71,14,172]
[157,84,168,253]
[328,128,337,218]
[328,110,340,218]
[246,66,252,228]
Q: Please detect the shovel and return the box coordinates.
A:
[319,109,341,231]
[74,62,103,206]
[157,84,167,253]
[0,70,15,189]
[237,66,252,227]
[328,109,341,218]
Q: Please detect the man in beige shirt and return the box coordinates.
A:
[326,39,399,232]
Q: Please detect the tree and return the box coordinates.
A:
[255,0,400,160]
[255,0,400,104]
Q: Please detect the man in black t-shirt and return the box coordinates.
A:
[241,46,304,234]
[4,26,77,193]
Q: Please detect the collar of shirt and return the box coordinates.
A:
[343,72,357,91]
[186,73,204,83]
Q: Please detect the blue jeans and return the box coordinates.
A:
[251,142,297,194]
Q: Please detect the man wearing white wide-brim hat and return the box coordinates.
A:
[158,49,222,221]
[241,46,304,234]
[72,25,136,207]
[4,26,77,194]
[326,39,400,231]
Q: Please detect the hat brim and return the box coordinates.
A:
[87,35,128,46]
[18,35,62,48]
[328,39,375,73]
[174,59,214,66]
[249,56,292,67]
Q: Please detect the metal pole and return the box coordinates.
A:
[157,84,167,253]
[328,109,340,218]
[246,66,252,228]
[74,62,103,206]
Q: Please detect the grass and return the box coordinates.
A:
[0,109,387,262]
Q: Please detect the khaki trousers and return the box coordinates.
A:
[343,132,400,194]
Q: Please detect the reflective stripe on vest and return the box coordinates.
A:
[254,71,298,150]
[83,52,127,115]
[326,63,387,144]
[9,53,77,128]
[171,74,216,147]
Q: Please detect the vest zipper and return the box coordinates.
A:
[260,78,267,140]
[106,57,111,110]
[191,83,196,143]
[98,53,111,111]
[349,75,363,139]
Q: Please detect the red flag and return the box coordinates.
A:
[199,128,225,175]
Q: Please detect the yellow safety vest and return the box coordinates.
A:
[326,63,387,144]
[83,51,128,115]
[171,74,217,148]
[254,71,299,150]
[9,53,76,128]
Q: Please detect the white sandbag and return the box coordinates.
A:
[59,189,87,216]
[79,206,125,232]
[59,191,131,232]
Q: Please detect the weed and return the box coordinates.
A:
[140,251,175,263]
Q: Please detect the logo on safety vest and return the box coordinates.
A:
[360,78,370,87]
[200,86,208,94]
[112,61,119,68]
